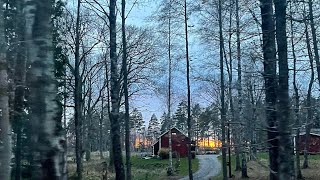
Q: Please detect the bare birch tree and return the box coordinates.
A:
[0,0,11,178]
[24,0,66,178]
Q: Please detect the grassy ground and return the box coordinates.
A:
[210,153,320,179]
[68,154,199,180]
[130,156,199,179]
[210,155,237,180]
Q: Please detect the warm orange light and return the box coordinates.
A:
[133,138,153,148]
[197,139,222,149]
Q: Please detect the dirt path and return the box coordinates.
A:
[180,155,221,180]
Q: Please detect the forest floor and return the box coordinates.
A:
[67,152,199,180]
[211,153,320,179]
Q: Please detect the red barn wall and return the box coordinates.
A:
[298,134,320,154]
[156,128,189,157]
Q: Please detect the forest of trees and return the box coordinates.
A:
[0,0,320,179]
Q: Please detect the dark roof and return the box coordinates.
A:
[158,127,187,138]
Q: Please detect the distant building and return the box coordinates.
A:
[296,129,320,154]
[152,127,195,157]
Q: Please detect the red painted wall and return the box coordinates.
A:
[298,134,320,154]
[157,128,189,157]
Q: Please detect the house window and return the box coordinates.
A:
[172,132,177,135]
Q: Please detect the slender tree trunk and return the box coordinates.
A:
[5,0,17,122]
[121,0,131,178]
[259,0,279,179]
[109,0,125,179]
[14,40,26,180]
[60,76,68,180]
[303,20,314,169]
[183,0,193,179]
[249,79,257,158]
[183,3,192,180]
[13,2,26,179]
[0,0,11,177]
[74,0,83,178]
[85,84,92,162]
[100,94,104,159]
[290,2,302,178]
[168,0,173,171]
[225,2,241,172]
[61,60,68,180]
[235,0,247,177]
[219,0,227,178]
[308,0,320,87]
[104,52,114,169]
[24,1,65,178]
[274,0,294,178]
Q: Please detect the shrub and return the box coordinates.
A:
[158,148,169,159]
[167,166,174,176]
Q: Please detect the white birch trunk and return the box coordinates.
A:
[24,1,65,179]
[0,0,11,178]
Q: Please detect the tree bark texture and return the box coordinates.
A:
[14,2,27,178]
[24,0,65,179]
[235,0,242,172]
[109,0,125,179]
[260,0,279,179]
[168,0,173,171]
[99,95,104,159]
[85,85,93,162]
[274,0,294,178]
[184,0,193,179]
[0,0,11,178]
[219,0,227,178]
[290,1,302,178]
[74,0,83,178]
[121,0,131,178]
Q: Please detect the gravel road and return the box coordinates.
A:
[180,155,221,180]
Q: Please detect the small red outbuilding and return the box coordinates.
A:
[298,132,320,154]
[152,127,194,157]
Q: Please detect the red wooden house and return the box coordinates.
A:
[152,127,194,157]
[297,131,320,154]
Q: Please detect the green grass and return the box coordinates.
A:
[178,157,199,176]
[68,154,199,180]
[306,154,320,160]
[131,156,169,169]
[130,156,199,180]
[210,155,237,180]
[256,152,268,160]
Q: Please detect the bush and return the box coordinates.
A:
[158,148,169,159]
[167,166,174,176]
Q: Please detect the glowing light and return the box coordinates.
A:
[133,138,153,148]
[197,139,222,149]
